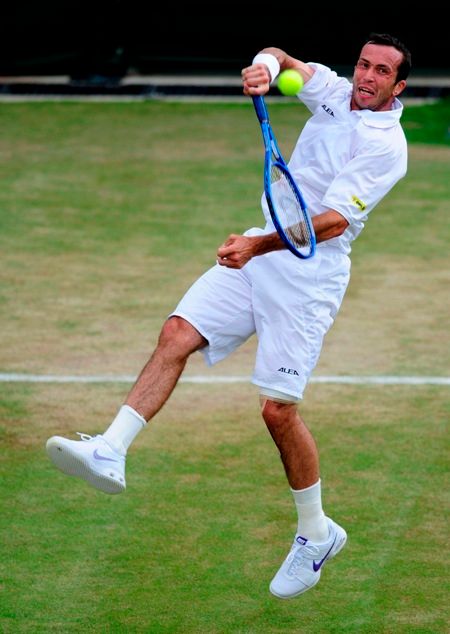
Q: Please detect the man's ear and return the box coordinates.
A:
[393,79,407,97]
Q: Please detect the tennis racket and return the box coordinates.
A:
[252,95,316,259]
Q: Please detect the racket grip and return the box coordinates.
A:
[252,95,269,123]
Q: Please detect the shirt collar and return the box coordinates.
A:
[349,93,404,129]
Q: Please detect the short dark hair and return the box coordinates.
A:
[365,33,412,82]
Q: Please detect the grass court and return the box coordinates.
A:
[0,98,449,632]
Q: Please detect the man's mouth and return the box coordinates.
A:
[358,86,375,96]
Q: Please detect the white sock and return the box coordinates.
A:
[291,479,329,543]
[102,405,147,456]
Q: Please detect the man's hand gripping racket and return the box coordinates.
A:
[252,95,316,259]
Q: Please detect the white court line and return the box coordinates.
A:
[0,373,449,386]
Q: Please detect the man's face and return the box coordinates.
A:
[351,43,406,111]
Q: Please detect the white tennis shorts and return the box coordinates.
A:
[172,227,350,401]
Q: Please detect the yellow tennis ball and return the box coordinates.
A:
[277,70,304,96]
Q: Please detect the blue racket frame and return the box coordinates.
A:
[252,95,316,259]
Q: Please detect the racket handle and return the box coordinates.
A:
[252,95,269,123]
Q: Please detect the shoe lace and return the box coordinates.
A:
[76,432,94,442]
[287,542,320,576]
[75,433,123,462]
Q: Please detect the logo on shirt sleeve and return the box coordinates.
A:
[351,195,366,211]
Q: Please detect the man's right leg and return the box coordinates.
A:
[125,316,207,420]
[46,317,207,493]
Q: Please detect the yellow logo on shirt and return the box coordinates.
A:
[351,195,366,211]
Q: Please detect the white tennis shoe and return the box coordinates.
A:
[270,517,347,599]
[46,433,126,494]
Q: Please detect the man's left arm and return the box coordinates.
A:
[217,210,348,269]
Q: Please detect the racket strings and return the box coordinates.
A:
[270,164,312,250]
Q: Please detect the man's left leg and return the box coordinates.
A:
[261,400,347,599]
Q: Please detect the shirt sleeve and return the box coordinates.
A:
[299,63,351,113]
[321,134,407,225]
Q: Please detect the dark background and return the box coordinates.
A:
[1,2,448,79]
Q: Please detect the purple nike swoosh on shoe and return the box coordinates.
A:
[312,536,337,572]
[93,448,119,463]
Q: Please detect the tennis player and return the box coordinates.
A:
[46,33,411,599]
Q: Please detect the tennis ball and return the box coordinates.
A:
[277,70,304,96]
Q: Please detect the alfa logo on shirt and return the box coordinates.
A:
[321,104,335,117]
[351,195,366,211]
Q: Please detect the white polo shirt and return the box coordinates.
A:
[261,63,408,254]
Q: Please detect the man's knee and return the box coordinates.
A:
[159,316,207,357]
[260,398,298,429]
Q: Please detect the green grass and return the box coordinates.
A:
[0,99,449,633]
[401,97,450,145]
[1,383,448,633]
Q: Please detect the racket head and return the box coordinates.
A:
[266,159,316,259]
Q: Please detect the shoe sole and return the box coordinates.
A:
[46,438,125,495]
[269,573,321,599]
